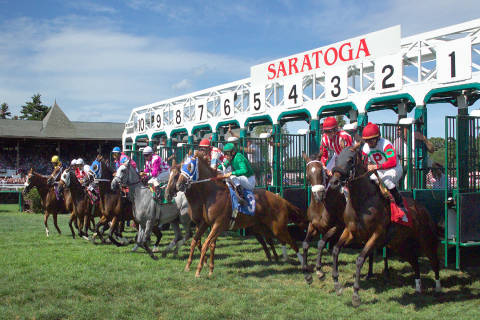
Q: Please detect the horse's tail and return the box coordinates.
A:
[285,200,308,229]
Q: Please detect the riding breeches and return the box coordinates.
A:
[148,169,171,186]
[369,163,403,190]
[230,175,256,191]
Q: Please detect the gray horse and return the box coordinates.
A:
[111,159,192,260]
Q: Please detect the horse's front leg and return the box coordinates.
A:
[52,212,61,235]
[316,226,337,280]
[152,225,163,253]
[302,223,316,284]
[68,211,76,239]
[142,220,158,260]
[196,221,223,278]
[164,222,181,257]
[108,216,124,247]
[332,228,354,296]
[352,230,381,307]
[43,211,50,237]
[185,222,208,272]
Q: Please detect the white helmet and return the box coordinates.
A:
[70,159,77,166]
[77,158,85,165]
[143,146,153,154]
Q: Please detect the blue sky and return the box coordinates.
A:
[0,0,479,137]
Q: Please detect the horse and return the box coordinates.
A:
[174,154,308,277]
[111,159,192,260]
[23,169,69,237]
[47,166,76,238]
[57,167,101,240]
[165,161,281,262]
[301,152,381,285]
[328,143,441,307]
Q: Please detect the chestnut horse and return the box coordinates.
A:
[47,166,76,237]
[165,162,281,262]
[23,169,70,236]
[329,144,441,307]
[58,167,101,240]
[175,155,308,277]
[301,152,381,285]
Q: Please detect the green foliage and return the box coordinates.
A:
[0,102,11,119]
[23,188,43,213]
[336,115,346,128]
[19,94,50,120]
[429,137,445,150]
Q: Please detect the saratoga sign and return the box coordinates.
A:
[251,25,401,83]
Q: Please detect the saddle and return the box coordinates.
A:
[226,182,255,229]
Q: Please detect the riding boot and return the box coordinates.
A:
[390,187,407,215]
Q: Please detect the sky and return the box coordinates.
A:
[0,0,479,138]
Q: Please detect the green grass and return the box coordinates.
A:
[0,204,479,320]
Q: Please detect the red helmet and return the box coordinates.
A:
[322,117,337,130]
[199,138,211,147]
[362,122,380,139]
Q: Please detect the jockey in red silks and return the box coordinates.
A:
[112,147,137,172]
[197,138,226,170]
[140,146,170,197]
[320,117,353,174]
[361,122,407,218]
[74,158,87,181]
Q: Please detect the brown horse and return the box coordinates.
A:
[174,154,308,277]
[47,166,77,237]
[329,144,441,307]
[23,169,70,236]
[91,156,133,246]
[301,152,384,285]
[165,162,281,263]
[57,167,101,239]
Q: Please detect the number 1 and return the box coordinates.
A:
[448,51,456,78]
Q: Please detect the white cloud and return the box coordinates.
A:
[172,79,192,91]
[65,1,117,14]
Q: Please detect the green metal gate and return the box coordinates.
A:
[444,115,480,269]
[241,137,272,189]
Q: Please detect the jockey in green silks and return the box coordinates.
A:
[218,143,256,206]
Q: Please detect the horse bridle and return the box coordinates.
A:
[306,160,328,202]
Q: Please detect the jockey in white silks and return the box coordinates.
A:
[141,146,170,197]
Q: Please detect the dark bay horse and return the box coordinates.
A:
[175,155,308,277]
[165,162,281,263]
[23,169,69,236]
[47,166,76,237]
[91,156,133,246]
[301,152,381,285]
[329,144,441,307]
[58,167,101,240]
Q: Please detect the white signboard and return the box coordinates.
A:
[325,67,348,101]
[136,113,146,133]
[249,86,265,114]
[437,37,472,84]
[283,77,303,108]
[375,54,403,93]
[220,92,235,119]
[195,99,207,123]
[173,106,183,127]
[251,25,401,83]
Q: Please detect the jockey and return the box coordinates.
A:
[140,146,170,196]
[362,122,407,217]
[112,146,137,171]
[320,116,353,174]
[218,143,255,206]
[50,155,65,181]
[197,138,226,170]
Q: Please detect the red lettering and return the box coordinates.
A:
[324,47,338,66]
[267,63,276,80]
[288,57,299,75]
[355,38,371,59]
[339,42,353,61]
[276,61,287,78]
[300,54,312,72]
[311,50,323,69]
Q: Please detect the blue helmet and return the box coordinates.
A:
[112,146,121,153]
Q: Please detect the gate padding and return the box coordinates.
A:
[458,193,480,242]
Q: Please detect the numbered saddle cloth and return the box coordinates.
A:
[227,184,255,216]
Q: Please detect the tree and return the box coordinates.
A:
[19,94,50,120]
[429,137,445,150]
[336,115,346,128]
[0,103,11,119]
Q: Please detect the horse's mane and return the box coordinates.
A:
[31,170,50,180]
[307,153,322,162]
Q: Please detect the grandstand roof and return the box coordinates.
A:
[0,102,123,140]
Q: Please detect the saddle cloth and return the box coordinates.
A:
[227,184,256,217]
[390,197,413,228]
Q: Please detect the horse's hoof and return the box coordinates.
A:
[184,266,190,272]
[208,271,213,277]
[195,272,201,278]
[316,270,325,280]
[304,274,313,285]
[82,236,89,241]
[92,232,97,239]
[131,244,139,252]
[334,283,344,296]
[352,293,361,308]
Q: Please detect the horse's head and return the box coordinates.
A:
[111,159,139,191]
[302,152,327,203]
[176,156,198,192]
[165,160,180,202]
[22,168,35,195]
[330,142,365,191]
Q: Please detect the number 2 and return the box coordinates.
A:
[382,65,395,89]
